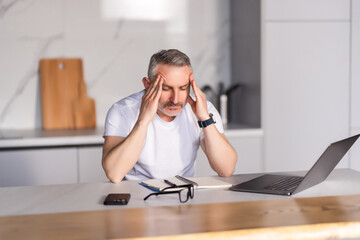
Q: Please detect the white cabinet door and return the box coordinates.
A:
[227,135,263,174]
[262,5,350,172]
[78,146,108,183]
[0,148,77,187]
[264,0,350,20]
[350,130,360,171]
[194,132,263,177]
[351,0,360,130]
[350,0,360,171]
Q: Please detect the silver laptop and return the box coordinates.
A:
[229,134,360,196]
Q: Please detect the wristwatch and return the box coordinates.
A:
[198,113,216,128]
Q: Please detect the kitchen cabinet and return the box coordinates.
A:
[350,0,360,171]
[195,129,263,177]
[0,146,106,187]
[78,146,108,183]
[264,0,349,20]
[0,129,105,187]
[262,0,351,172]
[0,148,78,187]
[0,128,262,187]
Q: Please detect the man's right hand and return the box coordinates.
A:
[102,75,163,183]
[138,75,163,125]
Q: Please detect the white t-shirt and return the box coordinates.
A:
[104,90,224,180]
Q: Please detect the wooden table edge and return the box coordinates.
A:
[118,221,360,240]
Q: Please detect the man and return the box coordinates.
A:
[102,49,237,182]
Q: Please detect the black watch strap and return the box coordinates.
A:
[198,113,216,128]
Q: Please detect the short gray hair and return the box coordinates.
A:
[147,49,192,81]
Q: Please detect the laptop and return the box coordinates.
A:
[229,134,360,196]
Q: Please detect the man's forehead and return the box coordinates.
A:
[157,65,191,86]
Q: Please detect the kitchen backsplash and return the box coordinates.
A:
[0,0,231,129]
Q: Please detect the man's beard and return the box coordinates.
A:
[158,96,189,117]
[158,102,184,117]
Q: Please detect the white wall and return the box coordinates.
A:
[0,0,231,130]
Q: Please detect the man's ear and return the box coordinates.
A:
[142,77,151,90]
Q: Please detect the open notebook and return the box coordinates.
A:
[140,175,232,192]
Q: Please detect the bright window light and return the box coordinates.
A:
[101,0,169,21]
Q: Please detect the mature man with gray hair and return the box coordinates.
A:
[102,49,237,182]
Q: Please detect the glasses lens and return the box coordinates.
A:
[179,189,190,203]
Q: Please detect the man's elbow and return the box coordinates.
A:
[218,153,237,178]
[216,162,236,178]
[218,166,235,178]
[107,174,124,183]
[102,160,125,183]
[104,168,125,183]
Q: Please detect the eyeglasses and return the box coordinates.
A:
[144,184,194,203]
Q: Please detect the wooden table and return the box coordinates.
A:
[1,169,360,239]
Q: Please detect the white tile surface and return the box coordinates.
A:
[264,0,350,20]
[263,22,350,172]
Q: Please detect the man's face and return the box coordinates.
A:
[155,64,191,121]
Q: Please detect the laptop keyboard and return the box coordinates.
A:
[264,176,303,192]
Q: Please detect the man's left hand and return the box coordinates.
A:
[188,74,209,121]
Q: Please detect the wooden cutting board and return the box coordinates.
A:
[72,80,97,129]
[40,58,96,130]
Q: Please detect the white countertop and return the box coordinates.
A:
[0,126,262,149]
[0,128,105,149]
[0,168,358,217]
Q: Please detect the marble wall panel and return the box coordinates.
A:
[0,0,231,129]
[0,0,63,39]
[0,0,64,128]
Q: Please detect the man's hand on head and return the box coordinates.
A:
[188,75,209,121]
[138,74,163,125]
